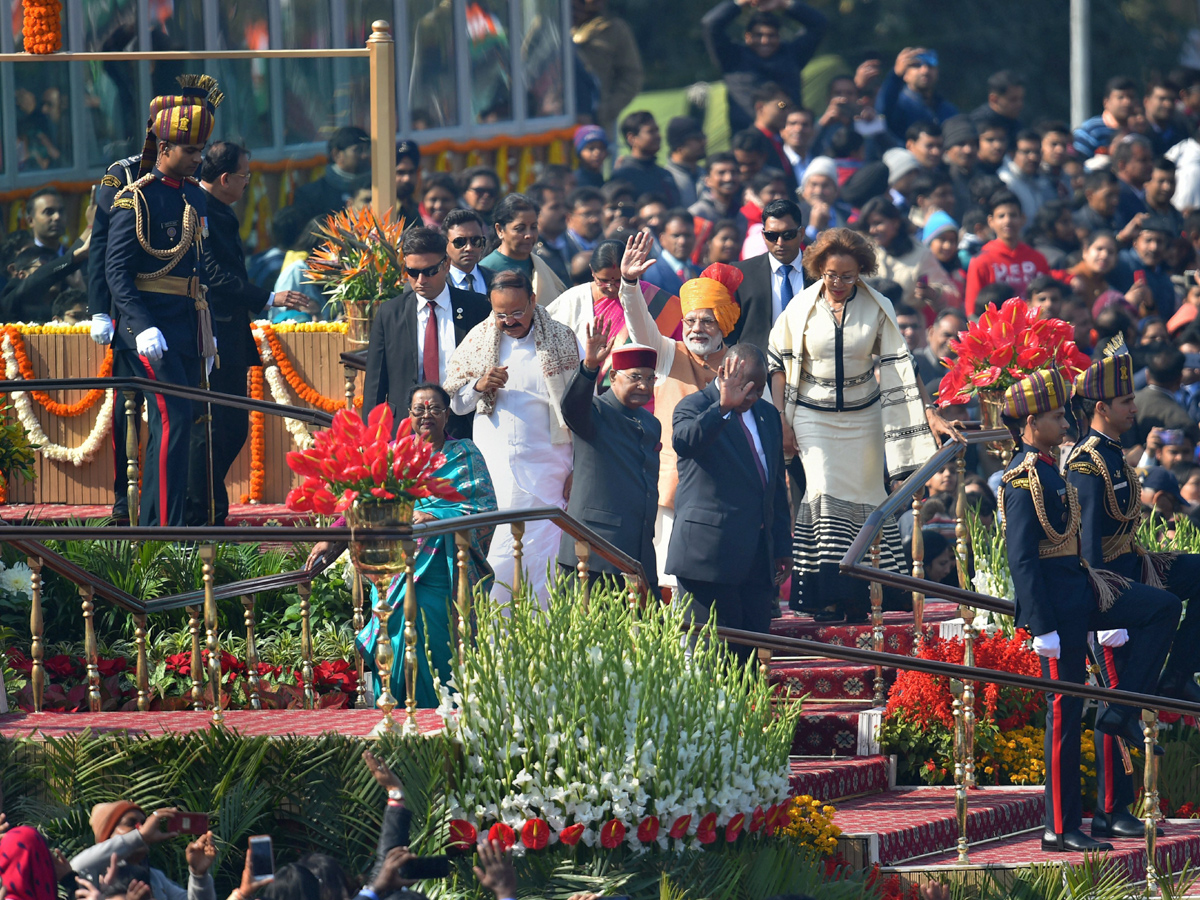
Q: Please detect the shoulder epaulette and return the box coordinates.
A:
[185,175,201,186]
[100,174,123,189]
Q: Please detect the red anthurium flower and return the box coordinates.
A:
[599,819,626,849]
[558,823,585,846]
[763,803,781,832]
[1015,345,1050,369]
[668,815,691,839]
[987,344,1013,367]
[695,812,718,844]
[487,823,516,849]
[448,820,476,851]
[637,816,660,843]
[749,806,766,833]
[970,366,1003,388]
[725,813,745,842]
[521,818,549,850]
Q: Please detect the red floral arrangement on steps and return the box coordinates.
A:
[937,298,1092,406]
[285,405,462,514]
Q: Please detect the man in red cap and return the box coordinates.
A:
[557,321,661,595]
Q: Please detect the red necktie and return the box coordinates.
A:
[423,302,439,382]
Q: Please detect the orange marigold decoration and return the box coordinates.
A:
[0,473,7,504]
[22,0,62,54]
[2,326,112,416]
[261,323,360,413]
[247,366,266,503]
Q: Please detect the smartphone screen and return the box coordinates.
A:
[1134,270,1146,284]
[168,813,209,835]
[248,836,275,882]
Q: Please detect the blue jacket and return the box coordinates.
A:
[1072,115,1115,158]
[1111,248,1177,319]
[875,72,958,141]
[641,255,695,297]
[1066,430,1142,582]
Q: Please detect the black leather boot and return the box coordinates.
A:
[1095,708,1165,756]
[1041,828,1114,852]
[1158,672,1200,705]
[1091,809,1162,838]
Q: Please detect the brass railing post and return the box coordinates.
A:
[351,571,367,708]
[910,496,925,638]
[344,363,357,411]
[1143,709,1160,885]
[371,573,399,735]
[124,389,139,518]
[951,678,970,864]
[187,605,203,710]
[366,21,397,221]
[574,540,591,609]
[79,585,101,712]
[510,522,525,598]
[870,534,885,705]
[28,556,44,713]
[242,595,261,710]
[299,581,314,710]
[200,544,223,725]
[757,647,772,680]
[134,613,149,711]
[454,531,471,665]
[401,536,419,734]
[954,450,976,789]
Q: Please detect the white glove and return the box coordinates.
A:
[1032,631,1061,660]
[1097,629,1129,648]
[90,313,114,345]
[135,327,168,362]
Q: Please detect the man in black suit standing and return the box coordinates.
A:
[668,343,791,661]
[363,227,490,438]
[444,208,493,296]
[558,325,661,596]
[730,198,804,352]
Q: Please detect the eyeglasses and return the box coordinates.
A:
[593,275,621,289]
[409,403,447,417]
[682,315,719,330]
[451,235,487,249]
[493,301,533,323]
[822,272,858,285]
[618,371,653,386]
[467,184,497,196]
[762,229,799,243]
[405,257,446,279]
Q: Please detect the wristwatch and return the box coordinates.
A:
[387,788,404,802]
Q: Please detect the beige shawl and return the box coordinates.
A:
[768,278,936,478]
[443,303,580,444]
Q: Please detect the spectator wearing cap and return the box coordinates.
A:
[1142,466,1189,519]
[1073,77,1140,158]
[574,125,609,188]
[941,116,979,218]
[572,0,644,141]
[665,116,708,208]
[701,0,829,134]
[394,140,422,230]
[292,125,371,222]
[614,111,681,207]
[1111,215,1178,318]
[922,210,966,306]
[883,147,920,212]
[798,156,851,242]
[876,47,958,142]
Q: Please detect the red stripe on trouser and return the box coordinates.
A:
[1102,646,1119,813]
[1048,657,1064,833]
[137,355,170,522]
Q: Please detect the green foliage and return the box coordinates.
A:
[1137,513,1200,555]
[1130,721,1200,817]
[0,397,38,484]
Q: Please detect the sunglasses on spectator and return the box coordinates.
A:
[451,235,487,249]
[405,257,446,278]
[468,184,497,196]
[763,229,799,243]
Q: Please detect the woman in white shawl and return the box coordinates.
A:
[768,227,961,623]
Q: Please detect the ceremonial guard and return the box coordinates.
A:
[1067,339,1200,839]
[105,75,221,527]
[998,369,1179,853]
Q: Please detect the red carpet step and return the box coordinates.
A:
[771,659,894,701]
[770,602,960,656]
[789,701,878,755]
[1,503,310,527]
[0,708,443,740]
[833,786,1044,866]
[788,755,891,802]
[894,819,1200,884]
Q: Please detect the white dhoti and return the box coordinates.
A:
[653,504,676,589]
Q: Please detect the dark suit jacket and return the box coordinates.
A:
[362,285,490,437]
[666,380,791,584]
[1127,384,1200,447]
[203,194,269,370]
[557,365,661,582]
[642,256,695,298]
[731,252,800,353]
[450,264,493,296]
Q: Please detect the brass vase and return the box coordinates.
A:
[346,496,415,734]
[343,299,372,349]
[977,392,1014,462]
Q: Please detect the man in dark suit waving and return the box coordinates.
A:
[668,343,791,661]
[731,198,804,352]
[363,227,490,438]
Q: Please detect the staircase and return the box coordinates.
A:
[769,602,1200,889]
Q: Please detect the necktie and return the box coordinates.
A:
[423,301,439,382]
[779,263,794,310]
[738,414,767,486]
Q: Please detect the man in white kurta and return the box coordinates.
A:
[445,269,582,605]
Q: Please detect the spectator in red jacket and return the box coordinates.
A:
[964,189,1050,316]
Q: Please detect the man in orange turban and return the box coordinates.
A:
[615,230,744,593]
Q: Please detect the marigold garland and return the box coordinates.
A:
[0,473,6,504]
[260,322,356,414]
[247,366,266,503]
[1,326,112,416]
[21,0,62,54]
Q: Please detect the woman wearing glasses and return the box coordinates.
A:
[768,227,961,623]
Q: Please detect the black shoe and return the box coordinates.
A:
[1041,828,1113,853]
[812,608,845,623]
[1158,672,1200,706]
[1095,708,1166,756]
[1091,810,1162,838]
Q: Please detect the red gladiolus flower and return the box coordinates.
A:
[749,806,766,833]
[637,816,660,843]
[696,812,718,844]
[559,823,585,846]
[448,820,476,851]
[668,815,691,839]
[521,818,549,850]
[725,813,745,842]
[487,823,515,849]
[599,819,626,849]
